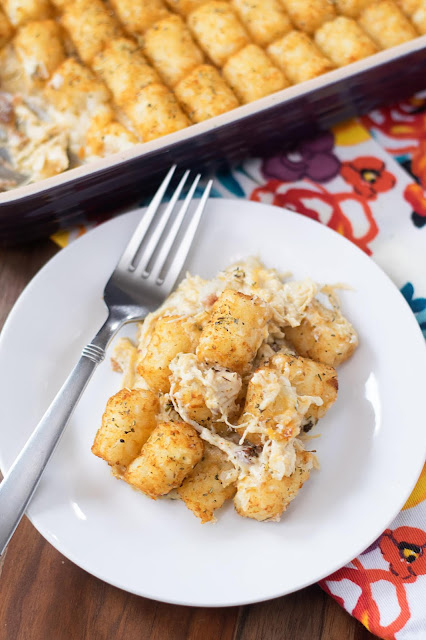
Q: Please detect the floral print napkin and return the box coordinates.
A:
[52,92,426,640]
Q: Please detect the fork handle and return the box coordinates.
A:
[0,314,121,556]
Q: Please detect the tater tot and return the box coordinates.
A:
[270,353,338,426]
[172,381,213,425]
[358,0,418,47]
[124,83,189,141]
[44,58,111,114]
[332,0,370,16]
[412,2,426,32]
[92,388,160,468]
[279,0,335,33]
[14,20,66,82]
[285,298,358,367]
[237,364,309,445]
[85,116,138,157]
[222,44,288,103]
[232,0,292,46]
[188,1,249,67]
[93,38,160,107]
[110,0,170,34]
[315,17,378,66]
[124,421,204,498]
[2,0,51,27]
[61,0,122,64]
[395,0,421,14]
[44,58,113,156]
[175,64,239,122]
[196,289,272,374]
[267,30,334,83]
[234,451,314,521]
[178,443,237,522]
[170,353,242,426]
[143,15,203,87]
[0,8,13,46]
[137,315,202,392]
[165,0,209,14]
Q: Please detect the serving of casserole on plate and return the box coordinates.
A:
[0,0,425,191]
[93,257,358,523]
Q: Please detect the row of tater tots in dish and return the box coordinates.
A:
[0,0,424,187]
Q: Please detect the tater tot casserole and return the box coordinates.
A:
[92,258,358,523]
[0,0,424,190]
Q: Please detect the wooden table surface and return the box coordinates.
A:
[0,240,380,640]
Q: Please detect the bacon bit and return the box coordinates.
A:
[203,293,218,307]
[0,93,14,125]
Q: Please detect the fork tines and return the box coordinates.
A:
[118,166,212,289]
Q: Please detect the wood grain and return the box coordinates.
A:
[0,240,380,640]
[0,240,58,328]
[235,589,377,640]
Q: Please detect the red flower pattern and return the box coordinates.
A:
[321,525,426,639]
[250,180,378,255]
[361,96,426,154]
[380,526,426,582]
[321,558,410,640]
[341,157,396,200]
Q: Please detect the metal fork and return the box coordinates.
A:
[0,166,213,555]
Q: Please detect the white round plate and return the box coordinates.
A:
[1,199,425,607]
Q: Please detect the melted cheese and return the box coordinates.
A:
[171,356,320,485]
[239,366,322,444]
[170,353,242,421]
[218,257,318,326]
[1,99,69,181]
